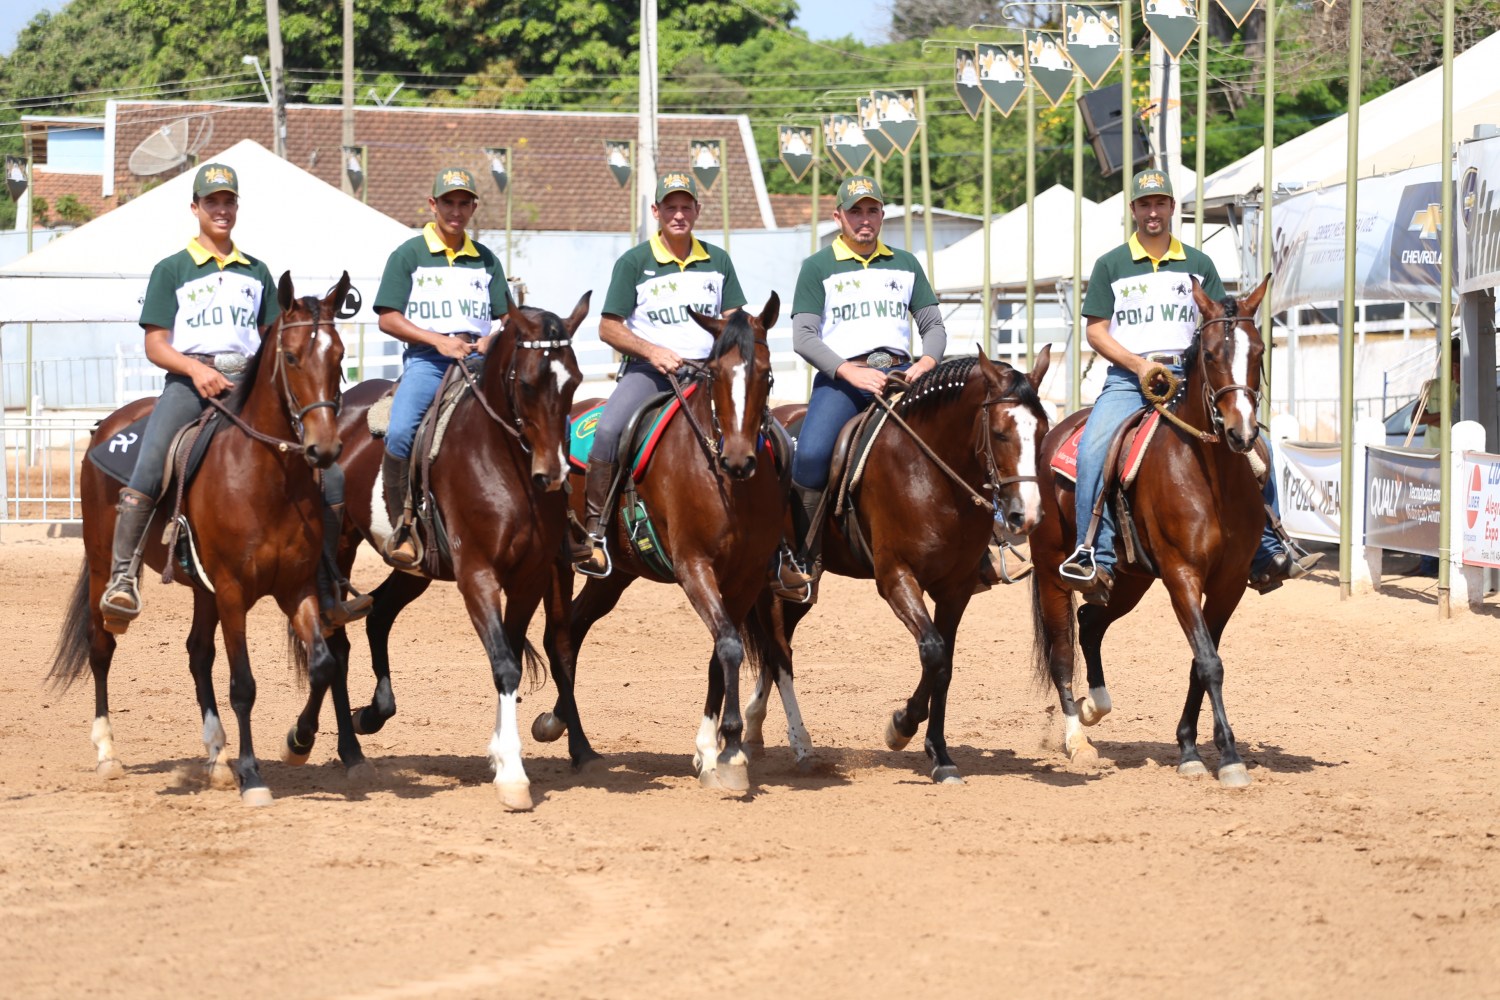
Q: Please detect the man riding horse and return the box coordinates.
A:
[1059,169,1319,603]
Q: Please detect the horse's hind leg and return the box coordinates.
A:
[87,615,125,781]
[352,570,431,735]
[186,591,233,788]
[880,567,959,783]
[531,557,601,773]
[216,587,271,806]
[534,570,633,750]
[743,596,813,767]
[1075,573,1152,724]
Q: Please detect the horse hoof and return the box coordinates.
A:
[573,753,606,776]
[531,712,566,743]
[697,767,722,789]
[716,760,751,793]
[240,786,274,807]
[1177,760,1209,778]
[931,765,964,784]
[1217,763,1252,788]
[208,765,237,790]
[350,710,375,736]
[346,761,378,786]
[794,754,816,774]
[744,735,766,757]
[884,715,913,751]
[281,729,311,767]
[1064,732,1098,766]
[496,782,534,812]
[96,758,125,781]
[1078,696,1111,727]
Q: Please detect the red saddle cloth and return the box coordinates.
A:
[1051,410,1161,488]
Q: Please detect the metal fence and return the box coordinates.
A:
[1,414,98,525]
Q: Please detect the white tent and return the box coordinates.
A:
[1184,30,1500,217]
[0,140,413,324]
[931,185,1116,294]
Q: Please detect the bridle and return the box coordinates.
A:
[1196,313,1263,439]
[456,329,576,454]
[667,339,774,472]
[1143,311,1262,444]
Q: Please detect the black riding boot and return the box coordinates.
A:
[317,502,373,634]
[574,458,618,575]
[772,483,822,602]
[99,487,155,634]
[380,452,420,569]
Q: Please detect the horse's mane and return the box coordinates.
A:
[220,294,321,416]
[896,355,1043,418]
[707,310,757,366]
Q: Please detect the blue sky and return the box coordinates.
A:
[2,1,888,59]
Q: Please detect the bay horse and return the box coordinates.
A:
[48,273,352,806]
[744,347,1053,783]
[299,293,590,811]
[1030,276,1271,787]
[530,296,784,792]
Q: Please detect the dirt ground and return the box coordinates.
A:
[2,531,1497,1000]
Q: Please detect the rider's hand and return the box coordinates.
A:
[646,345,685,375]
[190,361,233,399]
[904,356,937,382]
[835,361,890,394]
[435,335,477,361]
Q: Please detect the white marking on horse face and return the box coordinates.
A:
[549,358,574,394]
[730,360,748,432]
[557,445,569,471]
[488,692,528,786]
[1007,405,1042,526]
[1228,329,1256,428]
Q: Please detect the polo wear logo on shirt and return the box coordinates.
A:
[834,278,863,292]
[415,275,444,288]
[1173,281,1189,296]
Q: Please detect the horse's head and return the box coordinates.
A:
[272,270,348,468]
[1189,274,1270,454]
[689,292,779,481]
[975,345,1051,535]
[495,291,589,492]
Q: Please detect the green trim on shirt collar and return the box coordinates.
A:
[187,237,250,270]
[1128,233,1186,271]
[422,222,480,263]
[831,235,894,266]
[650,232,710,269]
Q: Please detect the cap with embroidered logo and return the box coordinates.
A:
[432,167,478,198]
[1129,169,1173,201]
[836,175,884,211]
[654,172,698,203]
[193,163,239,199]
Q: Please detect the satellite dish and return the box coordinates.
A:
[127,115,215,177]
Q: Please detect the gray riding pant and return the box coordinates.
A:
[587,362,676,464]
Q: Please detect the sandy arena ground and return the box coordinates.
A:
[1,530,1497,999]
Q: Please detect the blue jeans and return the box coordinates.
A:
[588,362,675,464]
[385,347,453,461]
[791,366,910,490]
[1074,365,1283,573]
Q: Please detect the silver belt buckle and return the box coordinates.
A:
[865,350,895,370]
[213,353,250,375]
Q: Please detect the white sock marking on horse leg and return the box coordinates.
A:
[488,692,528,789]
[730,361,747,432]
[1229,332,1256,428]
[776,673,813,763]
[1088,686,1112,715]
[202,710,227,766]
[1009,406,1042,524]
[694,713,720,774]
[1063,712,1085,755]
[744,675,769,745]
[91,715,116,765]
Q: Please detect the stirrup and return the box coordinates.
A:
[574,534,613,579]
[381,526,422,569]
[1058,544,1098,582]
[99,575,142,634]
[770,547,816,604]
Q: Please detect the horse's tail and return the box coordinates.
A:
[1030,568,1074,690]
[286,620,311,684]
[522,639,546,694]
[47,558,95,691]
[739,605,777,684]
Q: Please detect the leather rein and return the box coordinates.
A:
[455,332,576,453]
[667,344,774,473]
[203,308,342,454]
[1139,313,1262,445]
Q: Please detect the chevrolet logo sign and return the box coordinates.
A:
[1408,204,1441,240]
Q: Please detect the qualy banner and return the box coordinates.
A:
[1457,134,1500,295]
[1461,452,1500,567]
[1274,442,1343,543]
[1269,163,1455,312]
[1364,445,1442,557]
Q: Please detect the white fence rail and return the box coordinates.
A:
[2,414,98,526]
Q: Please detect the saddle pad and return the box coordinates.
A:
[87,409,222,489]
[1050,410,1161,489]
[568,384,698,482]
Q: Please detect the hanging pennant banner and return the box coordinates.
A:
[976,43,1027,118]
[858,95,896,162]
[1024,30,1077,110]
[604,140,632,188]
[1143,0,1201,61]
[689,138,722,191]
[823,114,873,175]
[1215,0,1259,28]
[778,125,815,183]
[954,47,984,120]
[1064,5,1123,88]
[871,89,922,157]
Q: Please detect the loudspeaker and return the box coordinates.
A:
[1078,84,1153,178]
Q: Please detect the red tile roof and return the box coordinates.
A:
[767,193,837,229]
[31,170,116,223]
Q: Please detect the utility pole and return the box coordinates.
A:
[266,0,288,158]
[342,0,354,192]
[637,0,658,243]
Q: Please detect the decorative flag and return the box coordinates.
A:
[778,125,815,183]
[1215,0,1259,28]
[857,95,896,162]
[1142,0,1201,61]
[1064,5,1123,88]
[870,89,922,156]
[604,140,632,188]
[689,138,722,191]
[977,43,1027,118]
[1024,30,1077,109]
[823,115,873,175]
[954,47,983,120]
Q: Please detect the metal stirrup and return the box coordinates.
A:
[1059,544,1099,582]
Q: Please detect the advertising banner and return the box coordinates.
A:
[870,90,922,156]
[689,138,722,192]
[823,115,872,176]
[1063,5,1122,88]
[778,125,814,183]
[1275,442,1342,543]
[1024,30,1076,109]
[857,96,896,162]
[1143,0,1200,61]
[976,43,1027,118]
[1461,451,1500,567]
[1457,134,1500,295]
[1364,446,1442,557]
[604,140,632,188]
[954,47,983,120]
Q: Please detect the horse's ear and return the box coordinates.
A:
[563,291,591,335]
[759,291,780,331]
[505,295,536,337]
[1190,275,1217,317]
[688,309,726,337]
[323,271,351,314]
[1239,273,1272,316]
[277,271,295,313]
[1028,344,1052,390]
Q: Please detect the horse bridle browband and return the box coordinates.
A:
[204,308,342,453]
[455,332,576,452]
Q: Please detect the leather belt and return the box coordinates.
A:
[186,352,250,375]
[452,333,478,344]
[1143,352,1184,367]
[852,349,910,370]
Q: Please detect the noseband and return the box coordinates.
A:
[204,305,342,453]
[1195,312,1262,439]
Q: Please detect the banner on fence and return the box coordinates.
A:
[1461,451,1500,567]
[1364,446,1441,556]
[1457,134,1500,295]
[1274,442,1342,543]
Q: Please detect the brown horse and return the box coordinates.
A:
[1030,277,1271,787]
[300,293,590,811]
[530,296,784,792]
[47,273,352,806]
[744,348,1053,783]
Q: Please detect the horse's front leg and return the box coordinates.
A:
[1163,572,1250,788]
[280,582,366,778]
[878,566,960,784]
[530,554,601,772]
[186,590,233,788]
[456,566,534,811]
[352,570,432,735]
[214,584,271,806]
[679,560,749,793]
[742,594,815,768]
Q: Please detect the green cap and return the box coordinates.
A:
[1129,168,1174,201]
[432,166,478,198]
[836,175,883,211]
[654,171,698,203]
[193,163,239,199]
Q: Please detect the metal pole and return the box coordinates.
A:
[1338,0,1361,599]
[1026,80,1036,368]
[902,149,914,251]
[265,0,287,158]
[721,137,731,253]
[504,149,514,276]
[1438,0,1454,616]
[811,128,820,255]
[24,155,34,449]
[1195,0,1206,249]
[628,140,638,239]
[1072,77,1084,413]
[1261,0,1275,426]
[637,0,658,243]
[341,0,354,194]
[918,86,934,283]
[983,101,993,358]
[1122,4,1133,238]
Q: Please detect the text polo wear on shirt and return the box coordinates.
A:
[791,237,938,360]
[1081,233,1227,357]
[374,223,510,336]
[602,234,746,359]
[138,238,279,356]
